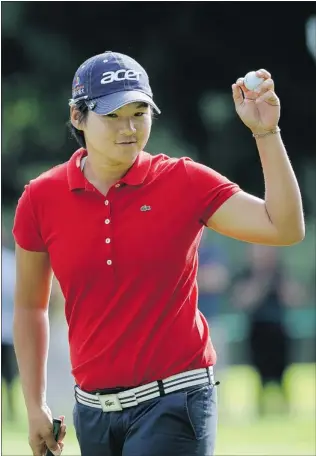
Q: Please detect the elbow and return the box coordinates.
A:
[281,225,305,246]
[287,234,305,246]
[292,220,306,244]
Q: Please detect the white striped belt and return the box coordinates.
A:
[75,366,214,412]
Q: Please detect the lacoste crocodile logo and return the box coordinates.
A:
[104,400,115,407]
[140,205,151,212]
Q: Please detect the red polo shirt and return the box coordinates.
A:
[13,148,240,390]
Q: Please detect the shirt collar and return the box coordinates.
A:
[67,148,152,191]
[67,148,87,191]
[120,150,152,186]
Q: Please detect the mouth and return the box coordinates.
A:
[116,141,137,145]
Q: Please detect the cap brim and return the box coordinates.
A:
[91,91,161,115]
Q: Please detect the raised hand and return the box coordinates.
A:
[232,69,280,134]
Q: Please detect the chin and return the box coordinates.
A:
[117,144,141,159]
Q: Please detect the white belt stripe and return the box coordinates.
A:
[164,377,209,394]
[163,372,208,387]
[75,391,105,405]
[75,367,214,410]
[163,368,210,383]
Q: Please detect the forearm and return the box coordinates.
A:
[13,308,50,411]
[256,131,305,242]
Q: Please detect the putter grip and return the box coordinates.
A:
[46,418,62,456]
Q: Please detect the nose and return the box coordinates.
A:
[118,117,136,135]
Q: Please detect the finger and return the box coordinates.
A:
[256,68,271,79]
[256,90,280,105]
[232,83,244,107]
[44,432,61,455]
[53,445,63,456]
[46,444,62,456]
[32,450,45,456]
[255,78,275,94]
[236,77,259,97]
[236,77,247,91]
[30,441,46,456]
[58,424,67,441]
[57,415,66,441]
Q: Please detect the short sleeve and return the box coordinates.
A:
[184,159,241,224]
[12,184,47,252]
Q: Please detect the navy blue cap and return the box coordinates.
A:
[70,51,161,115]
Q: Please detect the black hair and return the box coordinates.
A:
[67,100,89,148]
[67,101,155,149]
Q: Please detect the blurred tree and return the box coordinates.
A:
[2,2,316,214]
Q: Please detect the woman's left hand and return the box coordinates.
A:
[232,69,280,134]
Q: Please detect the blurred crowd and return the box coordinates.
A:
[2,228,314,422]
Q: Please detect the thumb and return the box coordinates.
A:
[232,84,244,108]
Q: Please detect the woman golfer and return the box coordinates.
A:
[13,51,304,456]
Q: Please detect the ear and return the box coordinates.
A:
[70,106,83,131]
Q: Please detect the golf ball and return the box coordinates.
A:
[244,71,264,91]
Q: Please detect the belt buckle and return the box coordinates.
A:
[97,393,123,412]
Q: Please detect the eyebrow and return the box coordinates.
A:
[136,102,148,108]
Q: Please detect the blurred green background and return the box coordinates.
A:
[2,2,316,455]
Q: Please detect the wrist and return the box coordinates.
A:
[26,395,47,413]
[252,126,280,139]
[27,403,50,419]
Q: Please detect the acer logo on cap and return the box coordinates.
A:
[101,69,142,84]
[70,52,161,115]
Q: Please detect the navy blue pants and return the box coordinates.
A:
[73,383,218,456]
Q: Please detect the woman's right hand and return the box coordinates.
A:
[28,405,66,456]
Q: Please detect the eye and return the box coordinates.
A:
[106,113,118,118]
[134,112,145,117]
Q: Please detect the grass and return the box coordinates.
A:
[2,416,315,456]
[2,364,315,455]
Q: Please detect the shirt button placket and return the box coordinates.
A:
[104,200,113,268]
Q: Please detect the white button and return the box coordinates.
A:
[107,260,112,265]
[105,238,111,244]
[115,183,120,188]
[105,219,110,224]
[104,200,109,205]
